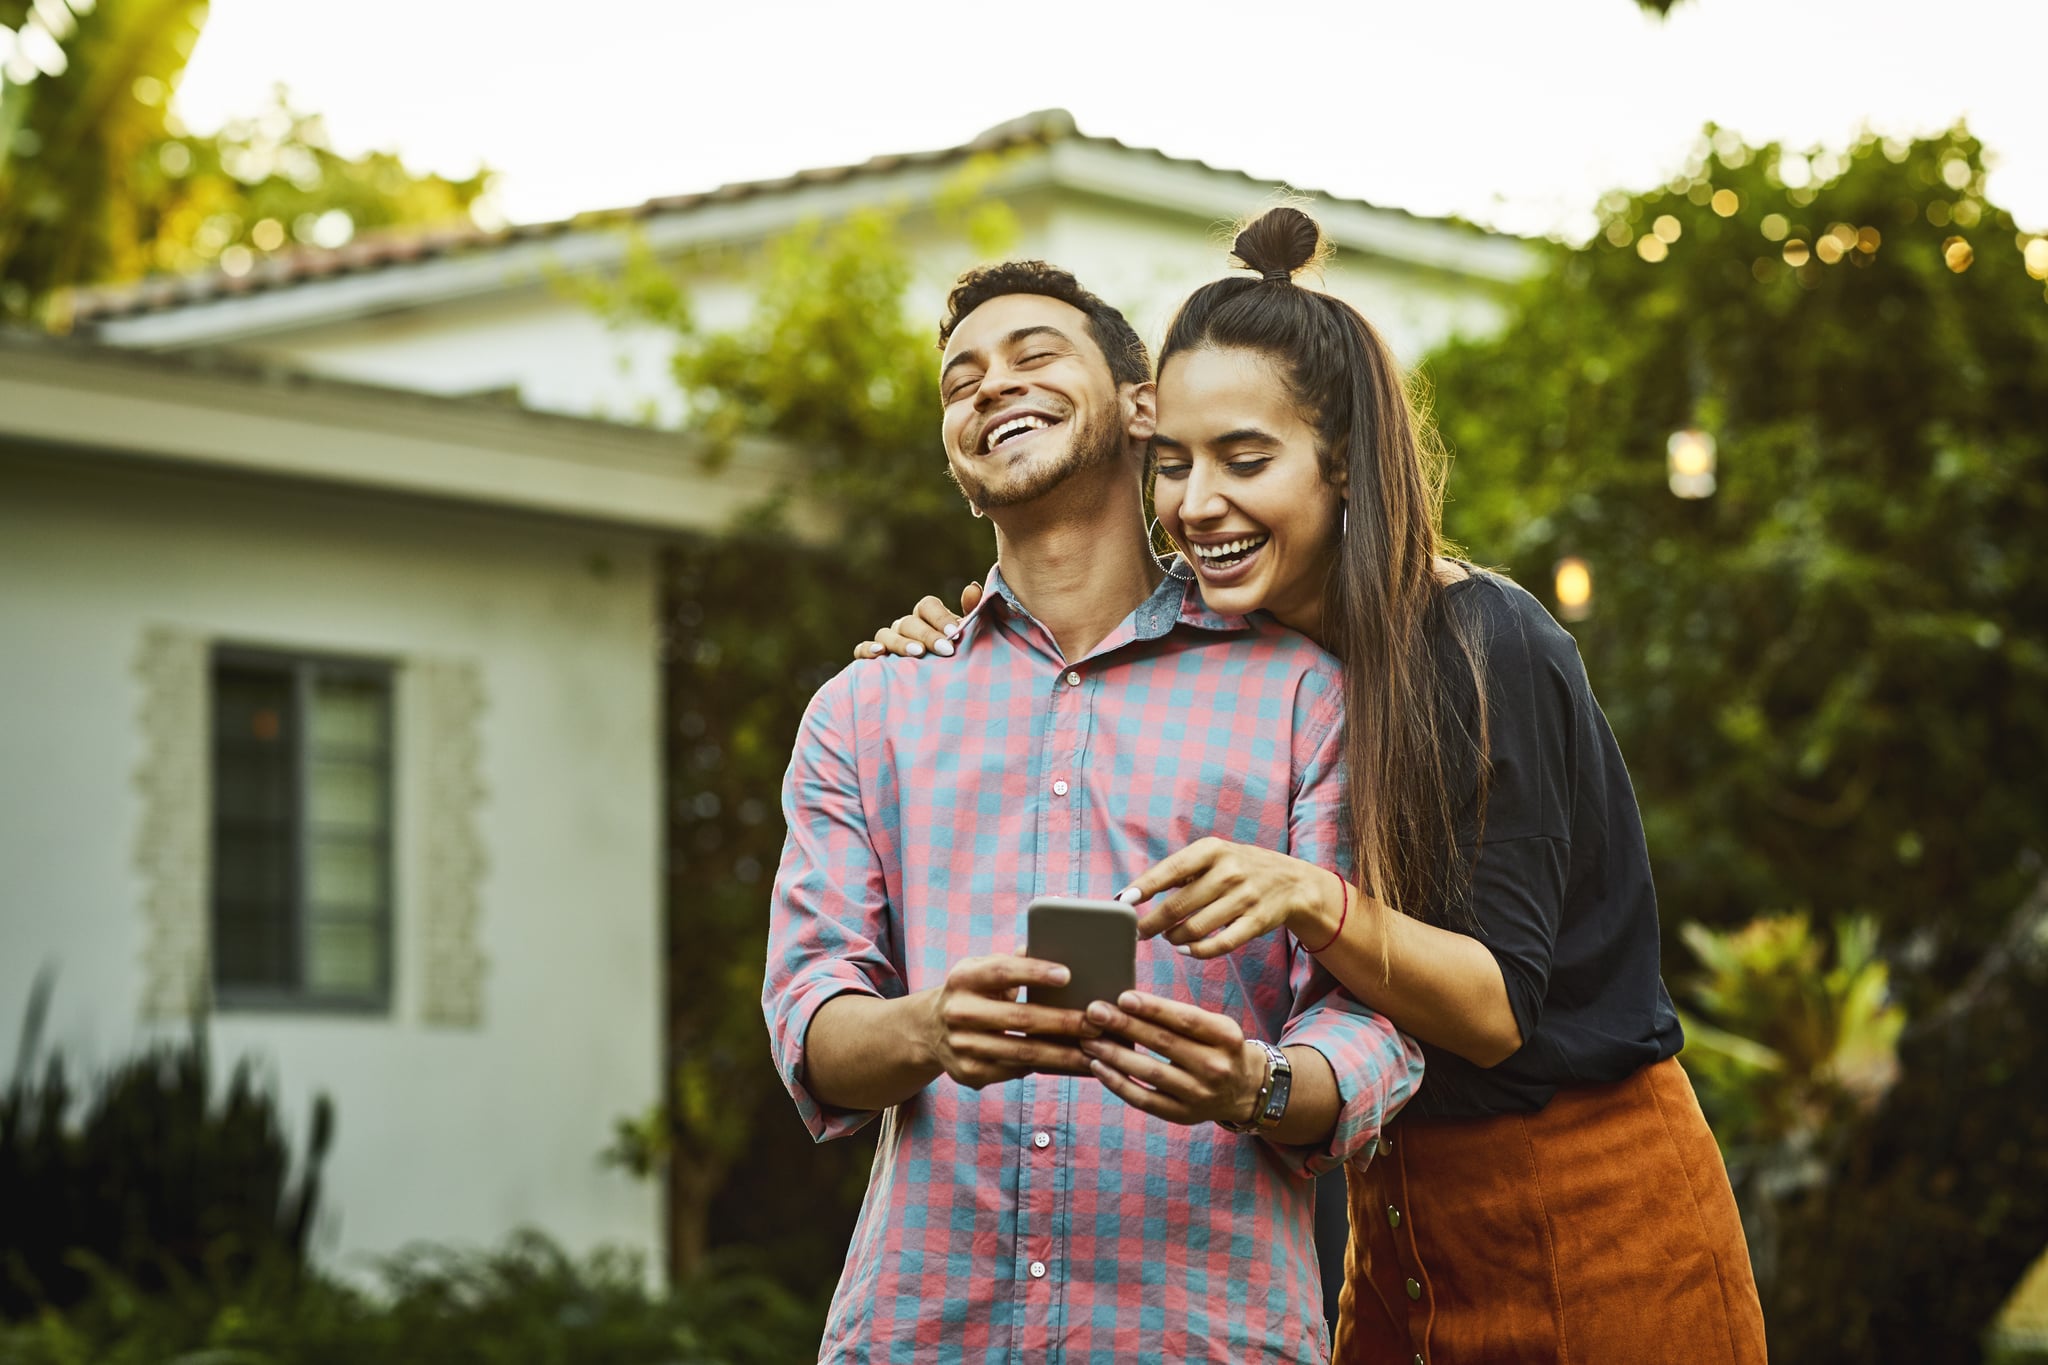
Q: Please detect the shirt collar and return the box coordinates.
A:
[968,554,1252,663]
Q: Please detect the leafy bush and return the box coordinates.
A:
[1677,912,1905,1158]
[0,1233,820,1365]
[0,975,330,1317]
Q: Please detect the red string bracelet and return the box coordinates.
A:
[1303,870,1348,954]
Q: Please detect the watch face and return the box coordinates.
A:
[1262,1057,1292,1122]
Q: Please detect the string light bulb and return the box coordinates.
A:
[1554,557,1594,622]
[1668,428,1718,498]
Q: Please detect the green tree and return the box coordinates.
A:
[1427,125,2048,1363]
[121,84,489,283]
[0,0,207,318]
[1,0,487,324]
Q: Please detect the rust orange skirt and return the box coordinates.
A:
[1335,1057,1766,1364]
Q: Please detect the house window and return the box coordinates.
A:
[211,648,394,1010]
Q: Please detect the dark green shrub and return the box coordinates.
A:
[0,1232,821,1365]
[0,974,331,1316]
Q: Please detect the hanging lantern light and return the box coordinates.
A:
[1667,428,1718,498]
[1554,556,1593,622]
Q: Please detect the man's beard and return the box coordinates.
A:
[950,402,1123,512]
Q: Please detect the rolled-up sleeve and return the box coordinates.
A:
[1276,970,1427,1176]
[762,673,904,1143]
[1267,669,1425,1176]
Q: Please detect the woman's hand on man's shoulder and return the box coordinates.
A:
[854,582,980,661]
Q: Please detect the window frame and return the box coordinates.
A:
[209,644,397,1015]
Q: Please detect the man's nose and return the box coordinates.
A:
[975,365,1026,406]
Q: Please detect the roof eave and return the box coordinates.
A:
[0,330,826,540]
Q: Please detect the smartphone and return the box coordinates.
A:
[1024,896,1137,1011]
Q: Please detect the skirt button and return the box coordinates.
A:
[1405,1277,1422,1301]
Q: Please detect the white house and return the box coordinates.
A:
[0,332,800,1271]
[3,110,1536,1272]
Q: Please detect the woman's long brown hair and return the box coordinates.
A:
[1158,206,1490,970]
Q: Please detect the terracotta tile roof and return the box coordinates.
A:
[68,109,1487,326]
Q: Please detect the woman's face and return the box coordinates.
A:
[1152,346,1344,638]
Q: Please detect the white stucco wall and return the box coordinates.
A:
[0,446,663,1271]
[248,287,704,429]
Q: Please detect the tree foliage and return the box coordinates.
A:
[1427,124,2048,1362]
[120,86,488,279]
[0,0,207,318]
[0,0,488,324]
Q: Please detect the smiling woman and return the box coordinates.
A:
[1151,346,1344,642]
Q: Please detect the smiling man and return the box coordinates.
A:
[763,261,1421,1363]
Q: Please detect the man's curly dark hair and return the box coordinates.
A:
[939,261,1151,388]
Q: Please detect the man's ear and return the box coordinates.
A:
[1123,381,1158,440]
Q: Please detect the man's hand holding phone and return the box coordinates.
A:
[920,954,1100,1090]
[1080,992,1266,1128]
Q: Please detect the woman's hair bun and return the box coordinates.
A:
[1232,205,1324,283]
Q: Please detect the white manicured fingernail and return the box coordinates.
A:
[944,621,961,638]
[1172,943,1193,956]
[906,642,924,657]
[1116,886,1142,905]
[934,640,953,656]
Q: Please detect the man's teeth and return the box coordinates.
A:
[1194,535,1269,562]
[984,415,1052,451]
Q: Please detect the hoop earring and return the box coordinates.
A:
[1341,503,1348,538]
[1146,515,1173,563]
[969,502,984,519]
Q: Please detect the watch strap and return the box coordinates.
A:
[1218,1040,1288,1135]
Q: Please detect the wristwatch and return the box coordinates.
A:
[1219,1040,1293,1134]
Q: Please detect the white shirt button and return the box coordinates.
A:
[1052,779,1069,796]
[1029,1260,1047,1279]
[1065,670,1081,687]
[1033,1131,1051,1149]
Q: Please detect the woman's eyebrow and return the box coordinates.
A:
[1152,426,1280,452]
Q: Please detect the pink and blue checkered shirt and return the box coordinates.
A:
[765,562,1424,1364]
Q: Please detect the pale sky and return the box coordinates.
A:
[171,0,2048,240]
